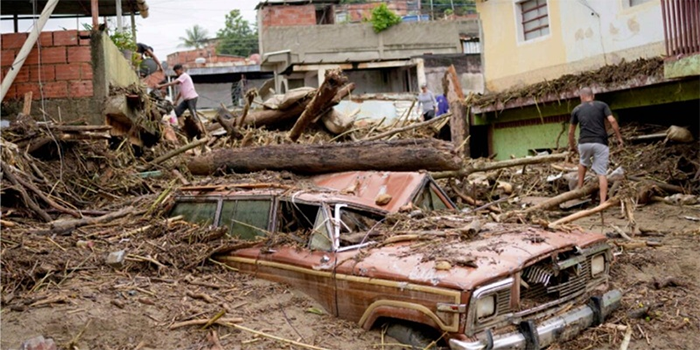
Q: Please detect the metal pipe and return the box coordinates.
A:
[681,0,688,55]
[13,14,18,33]
[0,0,60,102]
[116,0,123,32]
[661,0,670,57]
[91,0,99,28]
[131,12,137,43]
[670,0,678,55]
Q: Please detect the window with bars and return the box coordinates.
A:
[519,0,550,41]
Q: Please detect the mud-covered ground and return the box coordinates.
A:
[2,202,699,350]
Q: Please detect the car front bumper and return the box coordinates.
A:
[449,289,622,350]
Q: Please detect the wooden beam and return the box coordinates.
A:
[91,0,99,28]
[443,65,469,156]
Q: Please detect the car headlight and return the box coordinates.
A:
[591,254,606,277]
[476,295,495,319]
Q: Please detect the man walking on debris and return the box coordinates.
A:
[157,64,203,139]
[417,83,438,121]
[568,87,624,205]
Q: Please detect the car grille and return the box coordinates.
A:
[520,254,592,309]
[496,288,511,314]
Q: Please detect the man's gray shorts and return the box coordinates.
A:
[578,143,609,175]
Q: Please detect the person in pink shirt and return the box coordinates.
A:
[157,64,203,138]
[157,64,199,122]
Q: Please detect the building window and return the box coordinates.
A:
[462,38,481,54]
[519,0,550,41]
[629,0,652,6]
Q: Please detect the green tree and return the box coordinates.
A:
[217,10,259,57]
[179,25,209,49]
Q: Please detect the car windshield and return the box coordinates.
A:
[219,199,272,240]
[170,201,218,226]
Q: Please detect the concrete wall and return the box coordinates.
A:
[1,30,95,121]
[261,20,478,64]
[99,33,139,89]
[476,0,664,92]
[423,54,484,94]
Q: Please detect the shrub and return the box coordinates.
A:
[370,3,402,33]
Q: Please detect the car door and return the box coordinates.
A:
[255,200,338,315]
[215,196,274,274]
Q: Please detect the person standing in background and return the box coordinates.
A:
[417,83,438,121]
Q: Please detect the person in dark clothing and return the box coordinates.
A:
[568,87,624,205]
[436,94,449,116]
[136,43,163,71]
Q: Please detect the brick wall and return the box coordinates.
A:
[338,1,412,23]
[166,42,247,69]
[260,5,317,27]
[1,30,93,102]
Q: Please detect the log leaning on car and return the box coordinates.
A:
[187,139,462,175]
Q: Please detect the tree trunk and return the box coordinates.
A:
[188,138,462,175]
[243,82,354,130]
[288,69,348,141]
[443,65,469,156]
[243,99,309,128]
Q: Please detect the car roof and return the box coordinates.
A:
[176,171,431,213]
[310,171,428,213]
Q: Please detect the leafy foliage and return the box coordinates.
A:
[369,3,402,33]
[179,25,209,49]
[110,30,137,51]
[217,10,259,57]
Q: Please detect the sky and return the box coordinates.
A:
[1,0,261,59]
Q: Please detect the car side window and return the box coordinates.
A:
[278,201,331,249]
[219,199,272,240]
[170,201,218,226]
[415,184,449,211]
[335,208,380,248]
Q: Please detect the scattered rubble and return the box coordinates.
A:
[1,68,698,349]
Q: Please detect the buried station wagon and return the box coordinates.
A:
[171,171,621,349]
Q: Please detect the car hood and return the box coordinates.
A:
[335,225,607,291]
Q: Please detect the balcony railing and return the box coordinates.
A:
[661,0,700,58]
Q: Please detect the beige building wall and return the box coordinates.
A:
[476,0,665,92]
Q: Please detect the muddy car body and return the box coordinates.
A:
[171,171,621,349]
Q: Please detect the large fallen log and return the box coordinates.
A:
[243,101,309,128]
[288,69,348,141]
[188,139,461,175]
[243,83,354,129]
[432,152,569,179]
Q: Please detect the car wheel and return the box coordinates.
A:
[385,321,441,349]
